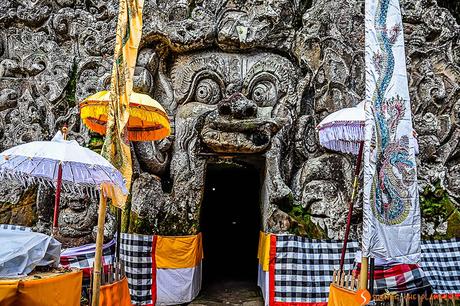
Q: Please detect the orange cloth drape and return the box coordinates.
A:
[155,233,203,269]
[0,279,18,305]
[328,284,369,306]
[99,276,131,306]
[0,270,82,306]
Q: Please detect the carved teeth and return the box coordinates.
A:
[201,128,271,153]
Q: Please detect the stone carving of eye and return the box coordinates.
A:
[194,78,221,104]
[250,80,277,107]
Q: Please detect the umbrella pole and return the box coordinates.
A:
[92,193,107,306]
[339,141,365,271]
[52,164,63,236]
[52,126,68,236]
[116,207,122,279]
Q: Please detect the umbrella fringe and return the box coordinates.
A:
[0,171,100,200]
[81,104,171,141]
[321,140,361,155]
[318,124,364,154]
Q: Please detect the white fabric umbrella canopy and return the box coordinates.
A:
[317,101,365,155]
[0,132,127,196]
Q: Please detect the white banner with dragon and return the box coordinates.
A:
[362,0,421,264]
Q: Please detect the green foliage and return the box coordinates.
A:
[65,60,78,107]
[87,135,104,153]
[420,182,452,221]
[129,212,154,235]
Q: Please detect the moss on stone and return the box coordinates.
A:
[128,211,154,235]
[65,60,78,108]
[286,203,328,238]
[446,209,460,238]
[420,181,460,239]
[87,135,104,154]
[0,187,38,226]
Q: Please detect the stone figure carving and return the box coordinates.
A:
[0,0,458,242]
[35,187,116,246]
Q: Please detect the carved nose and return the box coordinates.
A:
[217,93,258,119]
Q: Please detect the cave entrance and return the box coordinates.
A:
[199,161,262,300]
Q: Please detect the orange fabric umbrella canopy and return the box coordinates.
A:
[80,90,170,142]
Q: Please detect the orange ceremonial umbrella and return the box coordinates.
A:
[80,90,170,141]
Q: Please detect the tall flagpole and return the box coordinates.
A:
[91,0,144,303]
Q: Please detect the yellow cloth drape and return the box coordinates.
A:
[99,276,131,306]
[327,284,370,306]
[156,234,203,269]
[101,0,144,208]
[0,270,82,306]
[257,232,271,271]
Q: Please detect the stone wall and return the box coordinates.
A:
[0,0,458,244]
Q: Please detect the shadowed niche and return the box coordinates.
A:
[199,161,262,297]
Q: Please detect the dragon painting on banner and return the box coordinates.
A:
[362,0,421,264]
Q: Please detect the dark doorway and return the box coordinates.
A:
[200,162,262,292]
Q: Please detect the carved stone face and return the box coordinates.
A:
[35,187,116,247]
[171,51,298,154]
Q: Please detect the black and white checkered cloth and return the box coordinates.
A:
[0,224,31,231]
[274,235,359,304]
[420,238,460,294]
[120,233,154,305]
[274,236,460,303]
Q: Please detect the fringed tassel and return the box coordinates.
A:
[127,127,171,142]
[318,123,365,143]
[83,118,107,135]
[80,103,108,121]
[129,106,169,127]
[318,124,364,154]
[0,170,100,200]
[80,104,171,141]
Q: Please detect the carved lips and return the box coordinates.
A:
[200,93,281,153]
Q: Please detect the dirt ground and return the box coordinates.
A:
[189,280,264,306]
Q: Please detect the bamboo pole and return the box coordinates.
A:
[359,256,369,290]
[92,193,107,306]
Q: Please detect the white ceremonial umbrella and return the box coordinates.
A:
[0,129,128,234]
[317,103,366,271]
[316,101,419,272]
[317,101,365,155]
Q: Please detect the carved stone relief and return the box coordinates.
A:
[0,0,458,243]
